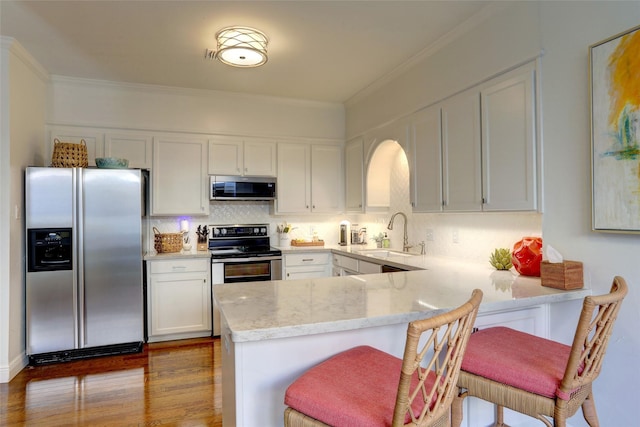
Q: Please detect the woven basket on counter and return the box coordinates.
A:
[153,227,183,253]
[51,139,89,167]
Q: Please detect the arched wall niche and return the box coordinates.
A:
[365,136,410,212]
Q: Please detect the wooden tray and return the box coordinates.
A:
[291,240,325,247]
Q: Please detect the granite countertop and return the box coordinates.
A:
[214,256,591,343]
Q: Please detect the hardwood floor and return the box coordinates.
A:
[1,338,222,426]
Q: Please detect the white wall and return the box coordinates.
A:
[0,37,48,382]
[539,4,639,426]
[345,2,542,140]
[48,76,345,141]
[345,2,639,425]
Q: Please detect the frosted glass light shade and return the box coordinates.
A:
[215,26,268,67]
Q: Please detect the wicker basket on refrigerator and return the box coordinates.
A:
[51,139,89,167]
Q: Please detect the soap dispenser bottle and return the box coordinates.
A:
[382,232,390,248]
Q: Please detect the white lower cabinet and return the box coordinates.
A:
[146,258,211,342]
[332,253,382,275]
[283,252,332,280]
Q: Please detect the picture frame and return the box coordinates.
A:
[590,25,640,233]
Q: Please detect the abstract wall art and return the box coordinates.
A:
[590,25,640,232]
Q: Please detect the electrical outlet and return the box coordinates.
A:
[452,229,459,244]
[426,229,434,241]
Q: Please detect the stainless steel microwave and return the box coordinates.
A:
[210,175,277,201]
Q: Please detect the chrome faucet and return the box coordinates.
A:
[387,211,412,252]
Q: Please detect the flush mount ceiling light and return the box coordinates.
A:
[207,26,269,68]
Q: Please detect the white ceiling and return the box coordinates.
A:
[0,1,492,104]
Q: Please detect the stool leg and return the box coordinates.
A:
[495,405,510,427]
[581,393,600,427]
[451,390,467,427]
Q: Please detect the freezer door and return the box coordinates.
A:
[25,168,77,354]
[80,168,144,347]
[26,270,76,354]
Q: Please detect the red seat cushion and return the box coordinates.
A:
[285,345,432,427]
[460,327,571,399]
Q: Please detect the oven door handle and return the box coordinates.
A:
[211,256,283,263]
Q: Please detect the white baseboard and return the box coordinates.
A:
[0,350,28,383]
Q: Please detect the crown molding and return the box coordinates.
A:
[0,36,49,83]
[49,75,344,110]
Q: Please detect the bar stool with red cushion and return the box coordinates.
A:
[452,276,627,427]
[284,289,483,427]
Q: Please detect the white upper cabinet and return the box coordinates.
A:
[409,105,443,212]
[407,61,538,213]
[105,132,153,169]
[208,137,276,177]
[481,64,536,211]
[275,142,343,214]
[345,137,364,212]
[276,143,311,213]
[151,136,209,216]
[441,88,483,212]
[208,137,242,175]
[311,144,343,213]
[244,139,277,176]
[409,62,539,212]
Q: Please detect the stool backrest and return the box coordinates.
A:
[393,289,483,426]
[558,276,628,400]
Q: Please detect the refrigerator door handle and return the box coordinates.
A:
[75,168,85,349]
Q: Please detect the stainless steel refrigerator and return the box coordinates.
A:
[25,167,145,364]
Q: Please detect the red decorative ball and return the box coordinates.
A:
[511,237,543,276]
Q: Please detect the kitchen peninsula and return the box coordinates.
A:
[215,255,590,427]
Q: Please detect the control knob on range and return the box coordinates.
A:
[254,228,259,234]
[260,227,267,234]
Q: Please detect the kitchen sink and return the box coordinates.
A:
[355,249,415,258]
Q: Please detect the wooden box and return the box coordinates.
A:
[540,260,584,290]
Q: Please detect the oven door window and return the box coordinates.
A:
[224,261,271,283]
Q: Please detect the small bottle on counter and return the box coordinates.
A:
[382,232,390,248]
[359,227,367,244]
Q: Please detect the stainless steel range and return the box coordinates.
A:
[210,224,282,336]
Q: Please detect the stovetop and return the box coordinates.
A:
[208,224,281,259]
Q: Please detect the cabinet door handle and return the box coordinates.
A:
[172,266,187,270]
[302,258,314,262]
